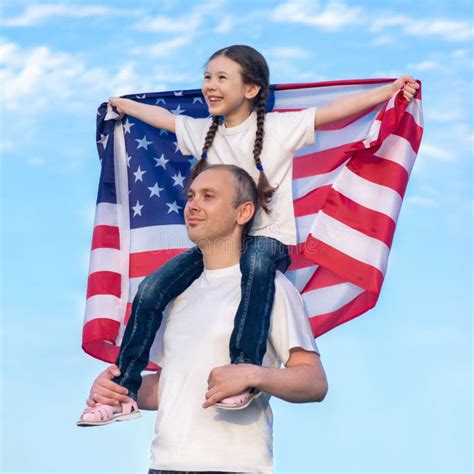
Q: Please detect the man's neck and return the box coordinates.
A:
[199,238,242,270]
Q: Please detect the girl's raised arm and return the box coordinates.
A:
[314,75,419,130]
[109,97,176,133]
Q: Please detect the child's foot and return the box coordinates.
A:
[214,388,261,410]
[76,399,140,427]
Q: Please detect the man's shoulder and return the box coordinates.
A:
[274,271,304,307]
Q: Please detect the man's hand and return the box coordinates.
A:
[203,364,257,409]
[391,75,420,101]
[86,365,131,408]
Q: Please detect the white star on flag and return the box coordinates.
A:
[154,154,169,169]
[136,135,153,150]
[136,94,146,99]
[171,104,185,115]
[127,154,132,167]
[173,142,180,152]
[166,201,182,214]
[156,98,166,104]
[97,133,109,149]
[132,200,143,216]
[148,182,164,198]
[159,129,169,136]
[133,166,146,182]
[173,91,183,96]
[193,97,203,104]
[123,119,135,134]
[172,171,186,188]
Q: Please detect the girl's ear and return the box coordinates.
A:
[244,84,261,100]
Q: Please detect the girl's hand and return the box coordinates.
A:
[86,364,131,407]
[391,76,420,102]
[108,97,126,118]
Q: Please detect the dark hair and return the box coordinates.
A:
[191,44,276,214]
[190,163,258,238]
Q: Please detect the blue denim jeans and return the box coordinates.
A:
[114,236,291,400]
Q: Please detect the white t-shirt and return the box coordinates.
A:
[148,263,319,473]
[175,108,316,246]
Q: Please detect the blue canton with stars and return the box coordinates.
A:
[96,88,209,229]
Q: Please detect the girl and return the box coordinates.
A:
[78,44,419,425]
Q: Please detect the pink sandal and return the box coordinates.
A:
[214,388,262,410]
[76,399,141,427]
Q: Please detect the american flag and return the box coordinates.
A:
[83,80,423,368]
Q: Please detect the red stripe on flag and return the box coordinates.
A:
[288,243,317,271]
[346,149,409,197]
[303,235,384,293]
[91,225,120,250]
[87,271,121,298]
[309,289,378,337]
[321,189,396,248]
[394,112,424,154]
[293,186,331,217]
[274,78,395,91]
[129,248,188,278]
[82,318,158,370]
[276,107,378,131]
[302,266,347,292]
[293,144,355,179]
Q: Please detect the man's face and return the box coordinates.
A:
[184,168,244,246]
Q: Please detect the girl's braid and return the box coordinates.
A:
[191,115,220,180]
[253,92,276,214]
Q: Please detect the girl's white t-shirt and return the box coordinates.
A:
[148,263,319,473]
[175,108,316,246]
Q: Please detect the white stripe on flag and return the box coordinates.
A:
[333,167,402,220]
[85,294,122,323]
[94,203,118,227]
[292,161,347,199]
[131,224,192,253]
[375,134,417,174]
[302,282,365,316]
[285,265,319,292]
[309,212,390,273]
[88,248,122,274]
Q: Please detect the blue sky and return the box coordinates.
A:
[1,0,472,473]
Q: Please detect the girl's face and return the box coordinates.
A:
[202,55,260,125]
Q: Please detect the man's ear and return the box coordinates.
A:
[244,84,260,100]
[237,201,255,226]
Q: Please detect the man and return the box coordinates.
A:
[83,164,328,473]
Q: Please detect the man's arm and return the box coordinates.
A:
[314,75,419,129]
[203,348,328,408]
[86,365,161,411]
[108,97,176,133]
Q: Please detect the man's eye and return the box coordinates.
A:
[219,76,226,80]
[205,194,213,199]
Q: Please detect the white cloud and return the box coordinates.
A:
[0,40,160,113]
[267,47,310,60]
[27,157,45,166]
[271,0,362,30]
[1,4,132,27]
[133,14,202,33]
[370,15,474,42]
[148,36,193,59]
[215,16,233,34]
[370,36,393,46]
[408,60,439,72]
[405,195,437,208]
[418,142,455,162]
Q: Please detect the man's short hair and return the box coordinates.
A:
[190,163,258,237]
